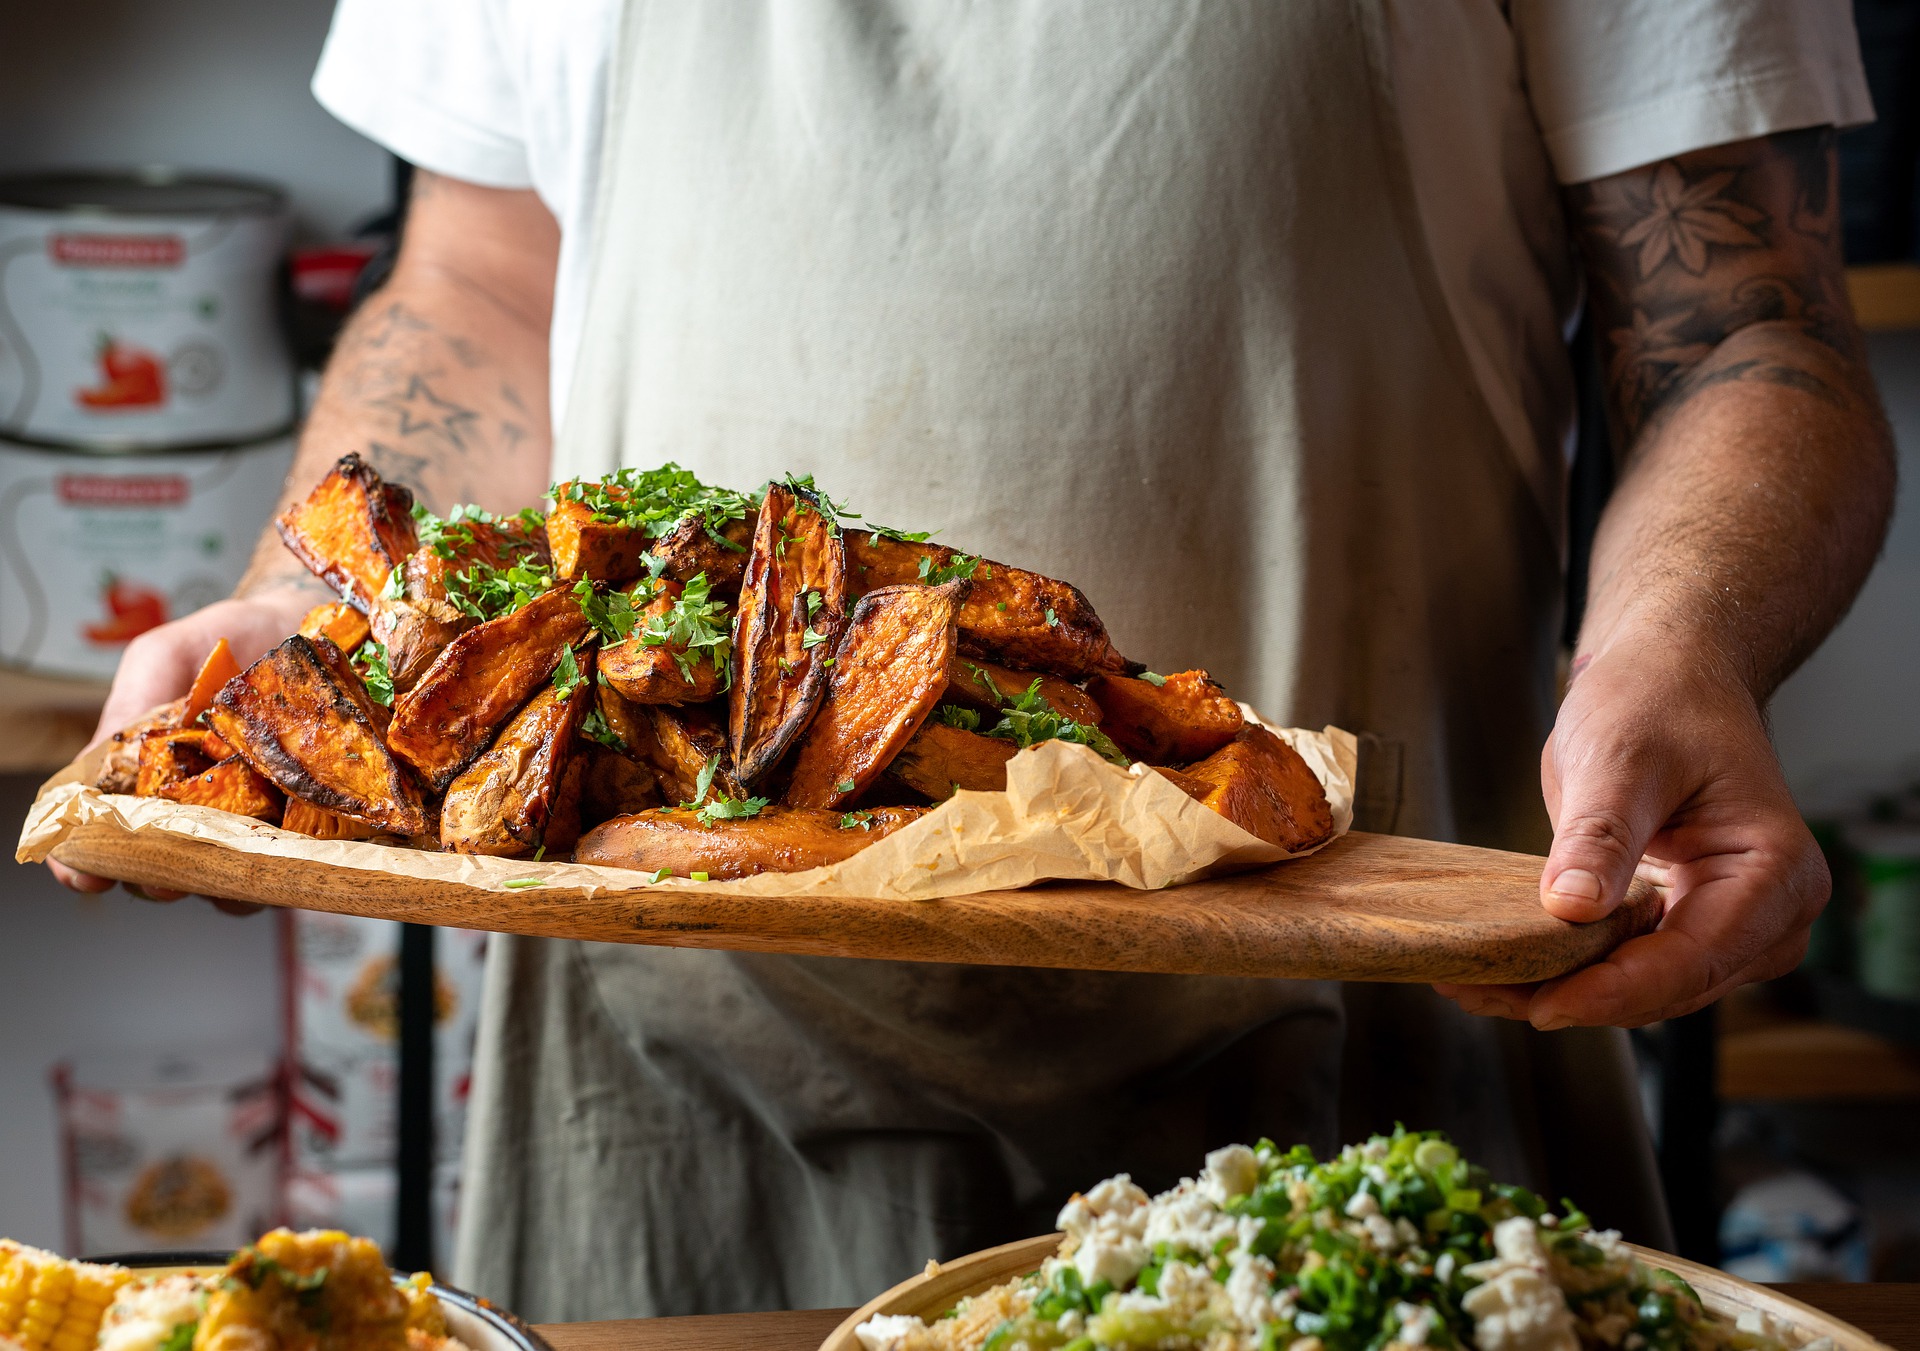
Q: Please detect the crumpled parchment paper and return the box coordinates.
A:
[17,721,1354,902]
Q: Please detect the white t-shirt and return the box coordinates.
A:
[312,0,1871,467]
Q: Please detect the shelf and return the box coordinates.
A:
[0,666,108,777]
[1720,1018,1920,1101]
[1847,264,1920,332]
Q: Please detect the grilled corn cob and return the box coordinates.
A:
[0,1239,131,1351]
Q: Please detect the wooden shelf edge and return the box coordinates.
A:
[1720,1018,1920,1102]
[1847,264,1920,333]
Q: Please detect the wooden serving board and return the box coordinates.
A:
[47,824,1659,985]
[820,1235,1892,1351]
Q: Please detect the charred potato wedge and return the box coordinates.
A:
[632,703,744,805]
[275,453,418,612]
[648,513,753,597]
[98,698,187,793]
[1171,725,1333,852]
[574,804,926,878]
[299,601,371,656]
[136,728,217,797]
[548,481,650,583]
[887,721,1018,801]
[387,586,592,790]
[581,744,662,826]
[599,578,729,704]
[373,514,549,690]
[283,798,379,840]
[847,535,1127,679]
[729,482,848,783]
[1087,670,1244,763]
[210,635,430,835]
[786,581,965,809]
[943,655,1101,726]
[159,755,284,821]
[441,660,591,855]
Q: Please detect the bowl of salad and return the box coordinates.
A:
[828,1129,1882,1351]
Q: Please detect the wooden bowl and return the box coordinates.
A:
[819,1235,1889,1351]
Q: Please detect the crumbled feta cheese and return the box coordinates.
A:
[1203,1144,1262,1205]
[1461,1220,1578,1351]
[1395,1218,1422,1247]
[1363,1213,1401,1251]
[1345,1190,1381,1219]
[1395,1302,1437,1346]
[99,1275,208,1351]
[1055,1311,1086,1337]
[1072,1225,1150,1287]
[1058,1174,1150,1237]
[854,1314,927,1351]
[1362,1139,1390,1162]
[1225,1255,1284,1327]
[1143,1183,1241,1254]
[1490,1216,1547,1266]
[1436,1253,1457,1285]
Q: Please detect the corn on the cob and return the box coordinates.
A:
[0,1238,131,1350]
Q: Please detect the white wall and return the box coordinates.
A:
[0,0,389,239]
[1771,329,1920,804]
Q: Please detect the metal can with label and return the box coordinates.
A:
[0,170,294,447]
[0,433,294,679]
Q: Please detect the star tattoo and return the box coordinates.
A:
[373,376,480,451]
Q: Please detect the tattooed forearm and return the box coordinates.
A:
[1572,127,1866,443]
[1565,129,1896,700]
[235,171,557,597]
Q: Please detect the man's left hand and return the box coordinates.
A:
[1435,645,1829,1028]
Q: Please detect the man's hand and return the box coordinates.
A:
[1437,648,1827,1027]
[50,588,313,909]
[1442,127,1892,1027]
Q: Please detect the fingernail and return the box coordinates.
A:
[1550,869,1602,903]
[1532,1013,1573,1032]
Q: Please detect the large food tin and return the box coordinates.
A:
[0,170,294,447]
[0,432,294,679]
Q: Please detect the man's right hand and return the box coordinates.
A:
[49,588,313,909]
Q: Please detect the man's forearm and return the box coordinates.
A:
[1571,130,1895,701]
[237,173,556,605]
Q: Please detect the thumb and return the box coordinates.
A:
[1541,756,1670,923]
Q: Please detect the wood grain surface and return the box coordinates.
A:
[47,825,1661,984]
[535,1287,1920,1351]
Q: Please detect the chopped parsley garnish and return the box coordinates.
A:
[801,625,831,650]
[918,552,981,586]
[938,704,981,731]
[1139,671,1168,687]
[411,501,544,564]
[780,473,857,531]
[864,523,935,545]
[556,464,755,541]
[680,753,770,827]
[534,844,547,862]
[380,564,406,601]
[504,878,543,890]
[649,867,671,883]
[1044,607,1059,627]
[353,640,394,707]
[551,646,585,697]
[574,579,641,643]
[839,811,875,830]
[805,590,822,616]
[640,571,732,682]
[445,556,554,621]
[965,662,1004,705]
[983,679,1130,766]
[580,705,625,751]
[690,871,711,882]
[834,778,858,795]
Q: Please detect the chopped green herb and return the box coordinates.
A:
[983,679,1130,767]
[865,523,935,545]
[555,464,755,542]
[580,706,626,751]
[805,590,822,616]
[938,704,981,731]
[780,473,857,531]
[534,844,547,862]
[444,555,555,622]
[777,656,794,676]
[1139,671,1168,687]
[380,564,406,601]
[551,645,585,697]
[917,552,980,586]
[690,871,711,882]
[679,753,771,826]
[839,811,875,830]
[834,778,858,795]
[965,663,1004,706]
[574,579,642,643]
[504,878,542,890]
[352,640,395,707]
[640,571,732,683]
[821,656,837,668]
[649,867,672,883]
[1044,607,1060,627]
[801,625,831,650]
[158,1324,196,1351]
[996,601,1008,611]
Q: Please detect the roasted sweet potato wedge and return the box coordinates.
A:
[785,581,965,809]
[598,577,729,705]
[159,755,284,821]
[136,728,217,797]
[729,482,848,783]
[387,586,592,790]
[886,721,1019,801]
[299,601,371,656]
[275,453,418,612]
[631,703,743,805]
[1171,725,1333,852]
[648,513,753,597]
[593,682,652,756]
[371,512,548,691]
[1087,670,1244,764]
[441,660,592,855]
[574,804,926,878]
[182,638,243,724]
[547,483,651,583]
[282,798,379,840]
[943,655,1102,726]
[210,635,430,835]
[581,744,661,825]
[846,535,1127,680]
[98,698,187,793]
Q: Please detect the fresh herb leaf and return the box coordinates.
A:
[1044,607,1059,627]
[689,753,719,807]
[983,679,1130,767]
[996,601,1008,611]
[678,753,770,826]
[504,878,542,890]
[938,704,981,731]
[556,464,755,541]
[580,706,625,751]
[444,556,555,621]
[965,663,1004,706]
[353,640,394,707]
[917,552,980,586]
[551,645,585,697]
[574,579,641,643]
[805,589,822,616]
[1139,671,1168,687]
[780,473,856,531]
[380,565,406,601]
[821,657,836,668]
[865,523,935,545]
[649,867,671,883]
[690,871,711,882]
[640,571,732,683]
[801,625,831,650]
[834,778,857,795]
[534,844,547,862]
[839,811,875,830]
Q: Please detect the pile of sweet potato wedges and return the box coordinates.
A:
[97,456,1333,880]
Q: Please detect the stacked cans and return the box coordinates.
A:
[0,169,296,679]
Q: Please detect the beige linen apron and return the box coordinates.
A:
[455,0,1666,1320]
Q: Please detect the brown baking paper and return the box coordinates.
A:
[17,721,1354,903]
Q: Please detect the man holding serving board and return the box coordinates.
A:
[52,0,1895,1325]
